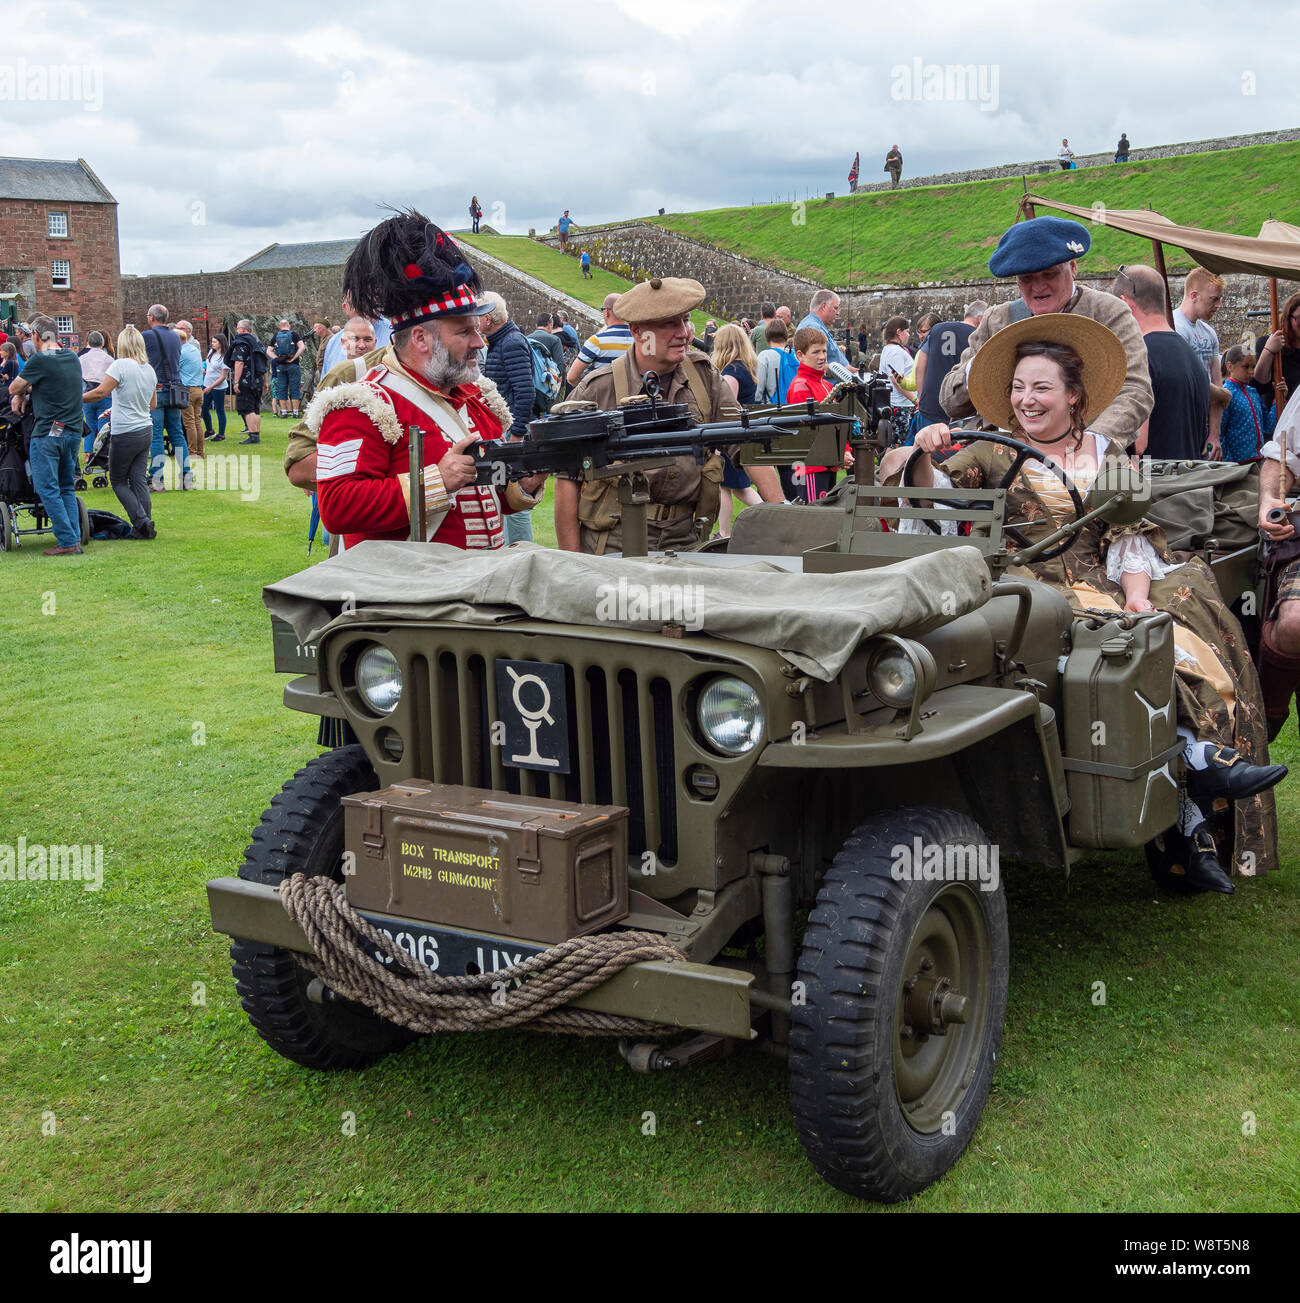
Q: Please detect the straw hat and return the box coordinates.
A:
[967,312,1127,432]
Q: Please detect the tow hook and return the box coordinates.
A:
[618,1034,732,1073]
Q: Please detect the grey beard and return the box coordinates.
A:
[424,334,479,390]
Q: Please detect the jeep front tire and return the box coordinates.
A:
[789,806,1009,1201]
[229,745,416,1070]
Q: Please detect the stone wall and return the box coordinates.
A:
[554,223,821,325]
[849,127,1300,194]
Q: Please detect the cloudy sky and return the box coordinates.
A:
[6,0,1297,276]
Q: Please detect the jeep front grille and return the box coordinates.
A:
[410,647,679,867]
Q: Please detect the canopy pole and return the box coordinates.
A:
[1151,240,1174,327]
[1270,278,1282,385]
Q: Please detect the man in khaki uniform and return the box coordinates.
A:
[556,276,782,553]
[939,216,1153,444]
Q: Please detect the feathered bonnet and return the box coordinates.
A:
[343,210,486,329]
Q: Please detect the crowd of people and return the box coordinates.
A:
[4,199,1291,572]
[0,305,398,550]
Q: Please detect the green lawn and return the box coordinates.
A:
[652,140,1300,286]
[1,418,1297,1211]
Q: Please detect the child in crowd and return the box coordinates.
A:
[580,251,592,280]
[1220,344,1281,462]
[785,326,838,500]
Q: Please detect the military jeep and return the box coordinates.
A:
[206,411,1263,1204]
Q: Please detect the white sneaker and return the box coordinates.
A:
[150,475,166,493]
[183,471,195,491]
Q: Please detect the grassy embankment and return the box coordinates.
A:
[651,140,1300,286]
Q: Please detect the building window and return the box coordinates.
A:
[56,315,74,335]
[51,260,71,289]
[48,211,68,238]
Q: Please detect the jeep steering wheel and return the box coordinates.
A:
[902,431,1087,562]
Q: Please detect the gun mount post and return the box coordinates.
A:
[620,471,653,559]
[408,424,427,542]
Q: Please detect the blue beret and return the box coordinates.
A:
[988,216,1091,277]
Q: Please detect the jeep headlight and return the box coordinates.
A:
[355,645,403,715]
[697,676,764,756]
[867,638,936,710]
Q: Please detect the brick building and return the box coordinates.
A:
[0,156,122,346]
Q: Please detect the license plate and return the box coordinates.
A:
[357,910,546,977]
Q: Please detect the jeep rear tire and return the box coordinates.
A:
[229,745,416,1070]
[789,807,1009,1202]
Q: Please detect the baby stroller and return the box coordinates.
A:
[0,400,90,552]
[75,406,111,491]
[76,406,112,491]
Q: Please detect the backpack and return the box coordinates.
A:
[0,437,27,501]
[87,509,133,539]
[528,338,562,414]
[274,329,296,362]
[775,348,801,403]
[236,338,268,392]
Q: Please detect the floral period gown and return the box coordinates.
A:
[933,434,1278,877]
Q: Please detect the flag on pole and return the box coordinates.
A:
[848,151,860,191]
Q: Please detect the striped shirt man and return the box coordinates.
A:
[575,323,633,369]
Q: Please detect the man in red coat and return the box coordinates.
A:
[310,211,545,549]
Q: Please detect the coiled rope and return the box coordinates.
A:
[278,873,683,1037]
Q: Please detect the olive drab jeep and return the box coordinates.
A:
[206,397,1265,1204]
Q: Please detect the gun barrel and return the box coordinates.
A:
[468,405,852,485]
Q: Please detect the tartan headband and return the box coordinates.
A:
[390,284,486,326]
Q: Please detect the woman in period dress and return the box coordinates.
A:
[880,313,1285,893]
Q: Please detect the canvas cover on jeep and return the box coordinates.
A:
[1143,460,1260,554]
[263,541,993,681]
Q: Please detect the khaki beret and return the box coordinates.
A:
[614,276,706,324]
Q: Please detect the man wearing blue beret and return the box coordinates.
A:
[939,216,1152,442]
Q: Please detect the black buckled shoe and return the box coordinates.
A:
[1183,826,1235,895]
[1185,746,1288,808]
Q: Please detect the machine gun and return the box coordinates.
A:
[454,370,860,556]
[470,367,899,479]
[467,378,854,484]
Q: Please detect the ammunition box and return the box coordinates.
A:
[341,780,629,944]
[1061,612,1180,848]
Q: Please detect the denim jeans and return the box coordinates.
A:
[83,396,111,457]
[28,431,82,547]
[273,364,301,400]
[202,387,227,437]
[503,510,533,544]
[150,393,189,479]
